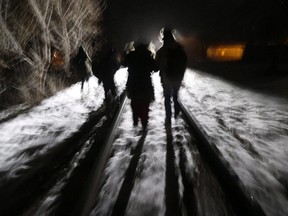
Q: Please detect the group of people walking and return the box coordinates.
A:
[76,27,187,130]
[123,27,187,129]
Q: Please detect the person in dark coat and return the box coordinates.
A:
[73,46,90,90]
[122,42,157,129]
[92,44,119,101]
[156,27,187,120]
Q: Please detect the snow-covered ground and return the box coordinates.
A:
[0,68,127,180]
[0,67,287,215]
[181,69,288,216]
[91,73,233,216]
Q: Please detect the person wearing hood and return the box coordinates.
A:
[122,41,157,130]
[156,27,187,121]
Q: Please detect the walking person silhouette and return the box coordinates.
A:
[73,46,90,90]
[122,41,157,130]
[156,27,187,122]
[92,42,119,102]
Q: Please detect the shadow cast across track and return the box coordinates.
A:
[111,130,148,216]
[164,120,182,216]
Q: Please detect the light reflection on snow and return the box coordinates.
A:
[180,69,288,216]
[125,74,166,216]
[1,65,288,215]
[92,72,167,216]
[0,69,127,177]
[92,72,233,216]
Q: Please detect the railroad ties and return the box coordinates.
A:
[3,93,267,216]
[70,96,267,216]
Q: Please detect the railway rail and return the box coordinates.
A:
[69,96,267,216]
[178,100,266,216]
[0,93,267,216]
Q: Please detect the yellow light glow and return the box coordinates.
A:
[51,50,64,66]
[207,44,246,61]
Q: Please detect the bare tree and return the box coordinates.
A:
[0,0,104,109]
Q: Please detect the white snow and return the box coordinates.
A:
[180,69,288,216]
[0,68,127,177]
[1,66,288,215]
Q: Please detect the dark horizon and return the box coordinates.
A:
[104,0,288,49]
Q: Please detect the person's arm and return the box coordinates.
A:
[154,50,161,72]
[149,56,158,73]
[121,53,130,67]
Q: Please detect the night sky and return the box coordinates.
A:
[104,0,288,49]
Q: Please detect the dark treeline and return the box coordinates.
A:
[0,0,104,110]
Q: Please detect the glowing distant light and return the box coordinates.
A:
[51,50,64,66]
[206,44,246,61]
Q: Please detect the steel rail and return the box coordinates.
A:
[72,94,128,216]
[178,99,267,216]
[0,102,112,216]
[69,95,267,216]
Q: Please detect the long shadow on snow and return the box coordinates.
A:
[0,98,120,216]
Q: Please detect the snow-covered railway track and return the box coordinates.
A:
[0,94,126,216]
[1,92,268,216]
[70,96,267,216]
[178,99,266,216]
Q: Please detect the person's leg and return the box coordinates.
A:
[108,77,117,97]
[81,68,88,90]
[173,84,181,118]
[163,86,172,120]
[140,103,150,129]
[102,79,110,99]
[130,100,139,126]
[81,79,84,90]
[81,73,85,90]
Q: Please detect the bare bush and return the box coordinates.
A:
[0,0,104,109]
